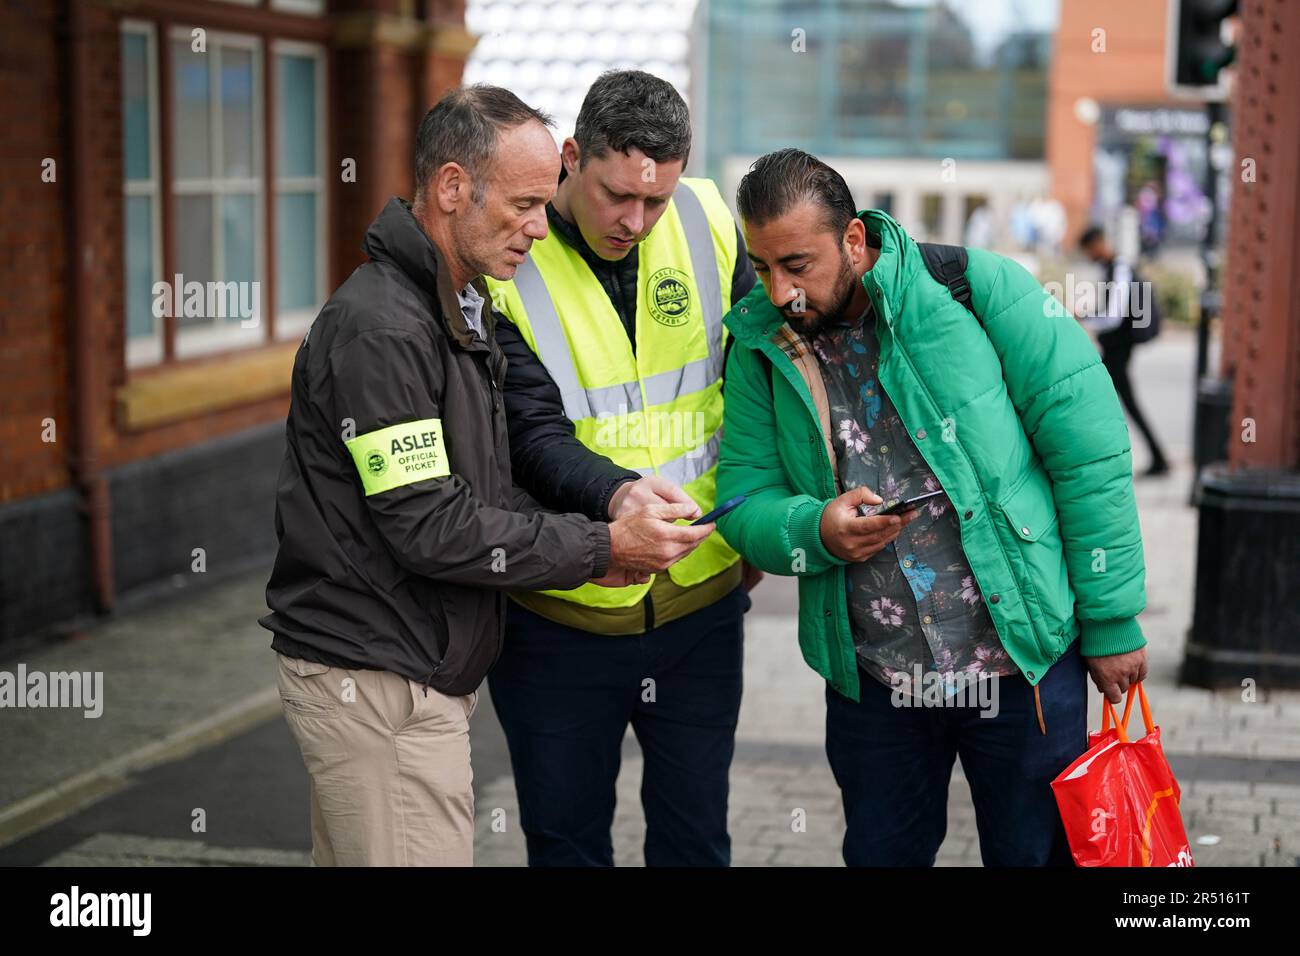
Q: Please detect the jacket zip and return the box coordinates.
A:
[472,348,507,673]
[757,335,852,683]
[872,295,1054,668]
[485,359,502,415]
[751,297,1050,695]
[422,660,442,697]
[758,338,836,498]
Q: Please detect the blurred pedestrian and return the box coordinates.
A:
[1078,225,1170,477]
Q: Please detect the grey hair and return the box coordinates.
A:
[414,84,554,203]
[736,148,857,237]
[573,70,691,167]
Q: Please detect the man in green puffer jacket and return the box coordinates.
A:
[716,149,1150,866]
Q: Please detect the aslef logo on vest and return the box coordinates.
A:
[647,267,692,327]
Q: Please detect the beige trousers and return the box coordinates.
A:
[275,653,479,866]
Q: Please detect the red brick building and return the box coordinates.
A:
[1047,0,1220,248]
[0,0,474,647]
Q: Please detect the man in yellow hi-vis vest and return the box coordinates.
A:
[486,71,760,866]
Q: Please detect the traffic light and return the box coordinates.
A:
[1171,0,1238,92]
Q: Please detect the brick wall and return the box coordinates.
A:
[0,0,73,503]
[2,0,476,507]
[332,42,422,285]
[0,0,473,646]
[1047,0,1176,241]
[1221,0,1300,470]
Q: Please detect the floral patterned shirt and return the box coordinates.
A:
[811,304,1018,698]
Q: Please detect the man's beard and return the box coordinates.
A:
[783,252,858,336]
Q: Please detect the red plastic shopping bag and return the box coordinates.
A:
[1051,683,1194,867]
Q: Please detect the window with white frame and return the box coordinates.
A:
[119,20,327,369]
[274,41,327,340]
[121,22,163,369]
[213,1,326,14]
[271,0,326,14]
[171,27,264,358]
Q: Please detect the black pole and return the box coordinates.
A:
[1189,100,1231,505]
[1197,100,1225,380]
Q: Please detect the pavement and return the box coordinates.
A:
[2,325,1298,867]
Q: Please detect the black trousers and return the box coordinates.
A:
[1099,332,1168,467]
[489,585,748,866]
[825,642,1088,866]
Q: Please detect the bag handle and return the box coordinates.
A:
[1100,683,1136,735]
[1100,683,1154,743]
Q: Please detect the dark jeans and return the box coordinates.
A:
[488,584,748,866]
[1100,332,1168,468]
[825,640,1088,866]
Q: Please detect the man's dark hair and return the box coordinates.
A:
[735,148,857,237]
[414,84,554,203]
[573,70,692,167]
[1078,225,1106,249]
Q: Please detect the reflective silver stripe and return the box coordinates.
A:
[672,181,724,375]
[637,426,722,487]
[642,355,716,407]
[512,255,592,421]
[586,379,643,417]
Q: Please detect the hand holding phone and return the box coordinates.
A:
[692,494,747,526]
[857,488,945,518]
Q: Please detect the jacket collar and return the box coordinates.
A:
[545,201,585,250]
[361,197,492,350]
[545,201,640,278]
[723,208,919,349]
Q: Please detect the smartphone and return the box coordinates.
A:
[857,489,946,518]
[693,494,747,525]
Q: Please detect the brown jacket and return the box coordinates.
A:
[260,198,611,696]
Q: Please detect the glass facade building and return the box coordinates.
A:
[698,0,1052,178]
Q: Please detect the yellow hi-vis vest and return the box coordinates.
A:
[487,177,741,608]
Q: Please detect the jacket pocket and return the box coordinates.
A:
[413,578,450,666]
[281,694,339,719]
[995,468,1070,653]
[997,469,1060,544]
[280,655,332,678]
[276,655,340,719]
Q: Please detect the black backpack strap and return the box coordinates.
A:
[918,242,977,320]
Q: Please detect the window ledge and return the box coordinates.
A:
[117,343,298,431]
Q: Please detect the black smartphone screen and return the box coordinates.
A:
[879,489,946,515]
[858,489,946,518]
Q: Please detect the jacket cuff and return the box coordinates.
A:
[597,474,640,520]
[589,521,612,579]
[787,498,847,571]
[1079,617,1147,657]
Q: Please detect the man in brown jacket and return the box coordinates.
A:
[259,85,712,866]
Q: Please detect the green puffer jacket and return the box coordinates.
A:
[716,210,1147,701]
